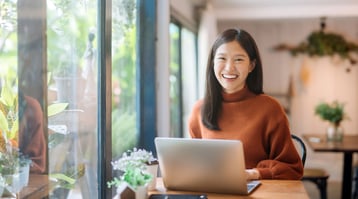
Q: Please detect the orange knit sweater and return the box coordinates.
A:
[188,87,303,180]
[19,95,46,174]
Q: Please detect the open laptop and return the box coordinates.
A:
[154,137,261,195]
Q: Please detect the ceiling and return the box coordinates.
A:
[191,0,358,20]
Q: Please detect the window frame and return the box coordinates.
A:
[169,16,199,138]
[14,0,158,198]
[136,0,157,152]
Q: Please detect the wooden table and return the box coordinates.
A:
[18,174,49,199]
[148,178,309,199]
[303,134,358,199]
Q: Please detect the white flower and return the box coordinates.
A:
[108,148,156,189]
[111,148,155,172]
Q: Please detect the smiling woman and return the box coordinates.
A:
[188,28,303,181]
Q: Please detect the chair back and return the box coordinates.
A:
[291,134,307,167]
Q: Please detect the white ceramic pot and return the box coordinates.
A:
[146,164,158,191]
[19,162,30,188]
[135,185,148,199]
[3,173,21,194]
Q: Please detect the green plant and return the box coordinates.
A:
[0,148,31,175]
[108,148,154,189]
[275,31,358,66]
[273,20,358,72]
[49,163,85,190]
[0,79,18,145]
[288,31,358,59]
[111,109,136,159]
[315,101,346,126]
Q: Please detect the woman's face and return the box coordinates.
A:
[213,40,255,94]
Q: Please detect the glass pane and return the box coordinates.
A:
[111,0,137,159]
[0,0,22,196]
[169,23,181,137]
[47,0,98,198]
[181,28,197,138]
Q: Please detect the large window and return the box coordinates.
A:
[111,0,138,159]
[169,23,181,137]
[47,0,98,198]
[0,0,156,198]
[169,21,198,138]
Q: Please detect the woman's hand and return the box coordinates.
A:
[245,169,260,180]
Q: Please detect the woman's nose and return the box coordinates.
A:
[224,60,234,71]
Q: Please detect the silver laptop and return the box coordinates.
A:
[154,137,261,195]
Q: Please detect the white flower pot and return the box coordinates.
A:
[135,185,148,199]
[3,173,21,194]
[146,164,158,191]
[19,163,30,188]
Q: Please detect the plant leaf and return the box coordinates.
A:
[0,81,16,107]
[8,117,18,139]
[0,111,9,132]
[48,103,68,117]
[50,173,76,185]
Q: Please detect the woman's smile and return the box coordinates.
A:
[222,74,238,79]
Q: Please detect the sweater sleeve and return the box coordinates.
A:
[188,100,203,138]
[255,101,303,180]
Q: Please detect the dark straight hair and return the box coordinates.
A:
[201,28,264,130]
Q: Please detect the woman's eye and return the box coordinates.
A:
[216,57,225,61]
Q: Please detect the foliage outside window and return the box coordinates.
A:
[169,23,181,137]
[111,0,138,159]
[47,0,98,197]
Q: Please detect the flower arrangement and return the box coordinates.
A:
[108,148,156,190]
[315,101,346,127]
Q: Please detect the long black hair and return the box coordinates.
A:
[201,28,264,130]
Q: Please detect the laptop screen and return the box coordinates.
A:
[154,137,260,195]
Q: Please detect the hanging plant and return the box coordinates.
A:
[274,17,358,72]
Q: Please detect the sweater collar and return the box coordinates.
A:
[222,86,255,102]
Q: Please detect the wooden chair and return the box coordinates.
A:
[291,134,307,166]
[291,134,329,199]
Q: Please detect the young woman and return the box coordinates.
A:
[188,28,303,180]
[19,93,46,174]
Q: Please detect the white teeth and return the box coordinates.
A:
[222,74,238,79]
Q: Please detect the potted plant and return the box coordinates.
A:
[273,18,358,73]
[0,146,32,196]
[315,101,347,142]
[108,148,158,199]
[0,80,29,195]
[0,79,69,197]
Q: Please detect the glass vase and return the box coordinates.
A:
[326,123,344,142]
